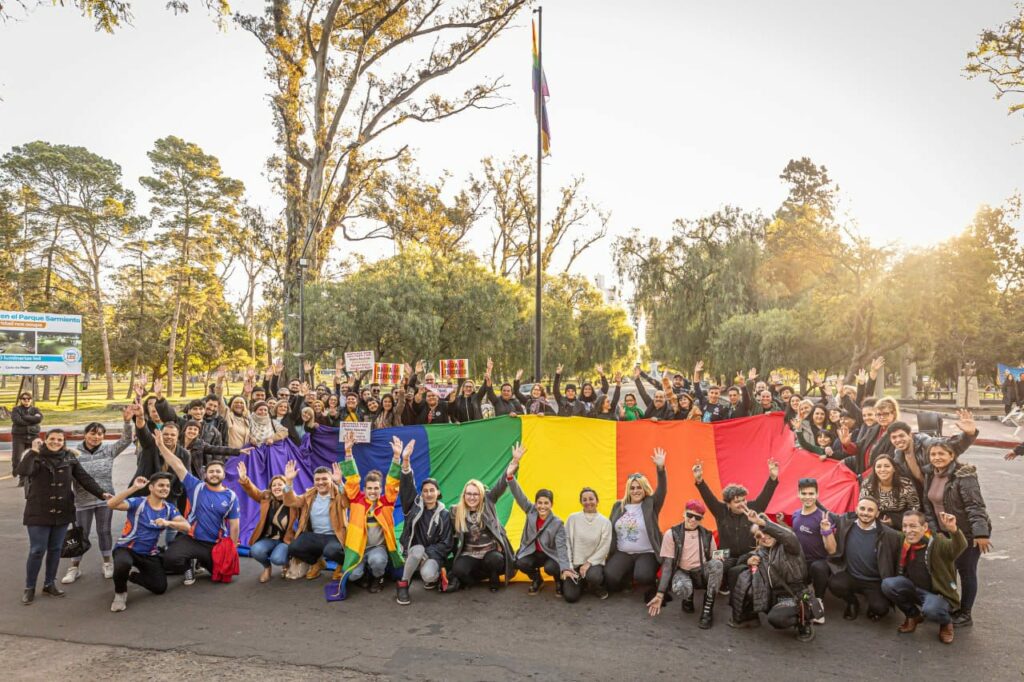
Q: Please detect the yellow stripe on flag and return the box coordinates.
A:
[505,415,618,580]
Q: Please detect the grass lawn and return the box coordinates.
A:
[0,378,217,427]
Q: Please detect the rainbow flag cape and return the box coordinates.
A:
[532,20,551,156]
[224,413,858,566]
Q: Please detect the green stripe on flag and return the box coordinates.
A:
[425,415,523,524]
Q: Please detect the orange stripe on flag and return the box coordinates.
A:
[614,420,722,533]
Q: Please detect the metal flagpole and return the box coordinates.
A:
[534,6,543,384]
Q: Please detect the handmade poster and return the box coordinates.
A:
[373,362,404,385]
[339,421,372,443]
[344,350,375,373]
[439,358,469,380]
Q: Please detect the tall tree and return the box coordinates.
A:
[235,0,528,374]
[966,3,1024,122]
[139,136,244,395]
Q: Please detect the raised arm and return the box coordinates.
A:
[651,448,668,514]
[340,430,361,501]
[108,476,150,511]
[748,460,780,513]
[503,443,531,513]
[553,366,564,403]
[693,460,727,518]
[153,431,189,481]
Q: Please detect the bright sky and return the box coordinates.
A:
[1,0,1021,294]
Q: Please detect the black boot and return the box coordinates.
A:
[698,590,716,629]
[528,573,543,595]
[368,575,384,593]
[681,596,695,613]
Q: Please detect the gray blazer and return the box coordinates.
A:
[507,476,571,572]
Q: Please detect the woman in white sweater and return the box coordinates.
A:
[563,487,612,603]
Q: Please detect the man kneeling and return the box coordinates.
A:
[396,443,452,604]
[881,510,965,644]
[647,500,723,629]
[107,473,190,611]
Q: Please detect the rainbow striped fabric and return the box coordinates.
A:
[226,414,858,563]
[532,20,551,156]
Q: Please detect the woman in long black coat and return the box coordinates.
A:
[16,429,108,605]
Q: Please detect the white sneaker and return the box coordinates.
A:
[102,562,114,579]
[812,598,825,625]
[60,566,81,585]
[110,592,127,612]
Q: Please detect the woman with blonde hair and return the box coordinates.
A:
[604,448,668,595]
[444,463,516,593]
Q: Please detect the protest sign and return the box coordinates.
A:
[439,358,469,380]
[423,383,456,398]
[373,362,404,384]
[344,350,375,373]
[0,311,82,375]
[339,421,372,443]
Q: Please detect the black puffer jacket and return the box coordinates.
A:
[399,469,454,564]
[16,446,106,526]
[922,461,991,542]
[737,520,808,591]
[11,404,43,437]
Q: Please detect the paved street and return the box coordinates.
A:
[0,442,1020,681]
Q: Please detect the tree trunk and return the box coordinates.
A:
[42,375,51,401]
[93,273,115,400]
[179,316,193,398]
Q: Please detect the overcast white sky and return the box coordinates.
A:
[1,0,1021,295]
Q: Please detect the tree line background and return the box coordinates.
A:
[1,0,1024,402]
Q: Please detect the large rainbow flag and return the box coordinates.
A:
[224,413,858,557]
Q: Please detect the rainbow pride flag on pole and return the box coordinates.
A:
[225,414,858,569]
[532,19,551,156]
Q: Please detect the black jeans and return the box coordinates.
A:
[451,551,505,586]
[162,535,215,574]
[955,543,981,612]
[723,556,748,592]
[287,532,344,565]
[603,551,659,591]
[828,571,890,617]
[562,564,605,603]
[806,559,830,598]
[12,435,31,478]
[112,547,167,595]
[516,552,560,581]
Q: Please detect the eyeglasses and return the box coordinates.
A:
[877,410,894,416]
[278,391,289,397]
[685,512,703,521]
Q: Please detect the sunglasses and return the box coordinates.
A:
[685,512,703,521]
[627,473,644,481]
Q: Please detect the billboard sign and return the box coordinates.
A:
[0,311,82,375]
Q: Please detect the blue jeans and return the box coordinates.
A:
[26,525,68,589]
[349,545,389,580]
[249,538,290,568]
[881,576,951,625]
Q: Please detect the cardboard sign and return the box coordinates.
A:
[439,358,469,380]
[423,382,456,398]
[339,421,371,444]
[344,350,375,373]
[373,362,404,385]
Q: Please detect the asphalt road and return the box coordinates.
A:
[0,443,1020,681]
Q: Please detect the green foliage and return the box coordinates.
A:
[303,247,634,380]
[966,3,1024,119]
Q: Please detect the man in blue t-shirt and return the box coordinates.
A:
[789,478,839,623]
[155,439,240,585]
[106,472,190,612]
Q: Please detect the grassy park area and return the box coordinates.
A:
[0,378,214,427]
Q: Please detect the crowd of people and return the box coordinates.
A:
[8,355,1006,646]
